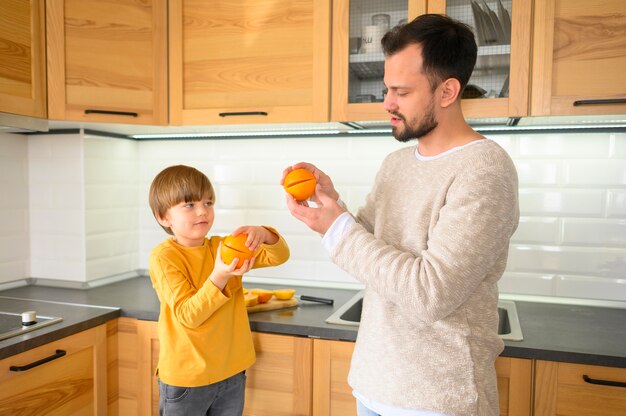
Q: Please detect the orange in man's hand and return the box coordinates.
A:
[221,234,254,268]
[284,168,317,201]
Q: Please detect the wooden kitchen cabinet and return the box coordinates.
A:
[312,338,356,416]
[312,339,532,416]
[534,360,626,415]
[0,0,46,118]
[169,0,331,125]
[119,319,314,415]
[46,0,168,125]
[530,0,626,116]
[0,324,108,415]
[330,0,532,122]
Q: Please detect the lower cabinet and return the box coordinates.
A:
[0,324,108,415]
[118,318,314,415]
[312,339,532,416]
[534,360,626,415]
[111,319,626,416]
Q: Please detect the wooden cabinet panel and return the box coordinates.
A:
[0,325,107,415]
[531,0,626,116]
[534,360,626,416]
[130,319,314,416]
[312,339,356,416]
[169,0,331,125]
[245,332,313,416]
[312,339,532,416]
[46,0,168,125]
[0,0,46,118]
[496,356,532,416]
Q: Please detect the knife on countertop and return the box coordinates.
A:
[296,295,334,305]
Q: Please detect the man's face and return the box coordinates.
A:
[383,44,439,142]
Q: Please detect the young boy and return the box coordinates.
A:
[148,164,290,416]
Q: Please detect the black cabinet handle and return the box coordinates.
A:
[9,349,66,372]
[573,99,626,106]
[218,111,268,117]
[583,374,626,388]
[85,109,139,117]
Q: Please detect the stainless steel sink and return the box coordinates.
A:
[325,291,523,341]
[0,311,63,341]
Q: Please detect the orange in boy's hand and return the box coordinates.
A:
[221,234,254,268]
[283,168,317,201]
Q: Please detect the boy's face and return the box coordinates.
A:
[157,196,214,247]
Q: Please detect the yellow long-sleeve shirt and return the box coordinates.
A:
[148,229,290,387]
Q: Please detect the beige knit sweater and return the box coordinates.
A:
[332,139,519,415]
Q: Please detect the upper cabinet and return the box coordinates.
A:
[530,0,626,116]
[0,0,46,118]
[330,0,532,122]
[46,0,168,125]
[168,0,331,125]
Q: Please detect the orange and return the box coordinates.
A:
[273,288,296,300]
[284,168,317,201]
[244,293,259,307]
[221,234,254,268]
[250,289,273,304]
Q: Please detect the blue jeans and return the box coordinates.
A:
[158,372,246,416]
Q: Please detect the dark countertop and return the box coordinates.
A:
[1,276,625,368]
[0,296,119,360]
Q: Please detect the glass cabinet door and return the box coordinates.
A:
[331,0,423,122]
[429,0,531,118]
[331,0,531,122]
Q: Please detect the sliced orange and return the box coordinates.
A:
[273,288,296,300]
[221,234,254,268]
[284,168,316,201]
[250,288,273,304]
[244,293,259,307]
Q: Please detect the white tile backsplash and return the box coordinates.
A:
[1,129,625,302]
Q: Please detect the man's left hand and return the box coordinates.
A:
[286,185,347,235]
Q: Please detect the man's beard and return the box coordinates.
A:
[390,102,438,143]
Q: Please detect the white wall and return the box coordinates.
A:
[84,135,139,281]
[27,134,85,281]
[0,132,30,281]
[0,130,625,301]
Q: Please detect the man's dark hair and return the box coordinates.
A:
[381,14,477,93]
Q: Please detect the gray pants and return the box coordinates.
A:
[158,372,246,416]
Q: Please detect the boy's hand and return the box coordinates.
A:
[231,225,278,252]
[210,242,255,290]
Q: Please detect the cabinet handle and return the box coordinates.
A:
[84,109,139,117]
[583,374,626,388]
[9,349,67,372]
[218,111,268,117]
[573,99,626,106]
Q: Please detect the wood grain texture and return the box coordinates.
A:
[245,332,313,416]
[170,0,330,125]
[0,0,46,117]
[47,0,168,124]
[313,340,532,416]
[312,339,356,416]
[0,325,107,415]
[531,0,626,116]
[247,297,298,313]
[534,360,626,416]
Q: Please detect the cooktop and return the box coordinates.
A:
[0,311,63,342]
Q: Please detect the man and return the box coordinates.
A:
[283,14,519,416]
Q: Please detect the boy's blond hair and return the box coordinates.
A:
[149,165,215,235]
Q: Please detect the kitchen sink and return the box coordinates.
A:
[325,291,523,341]
[0,311,63,342]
